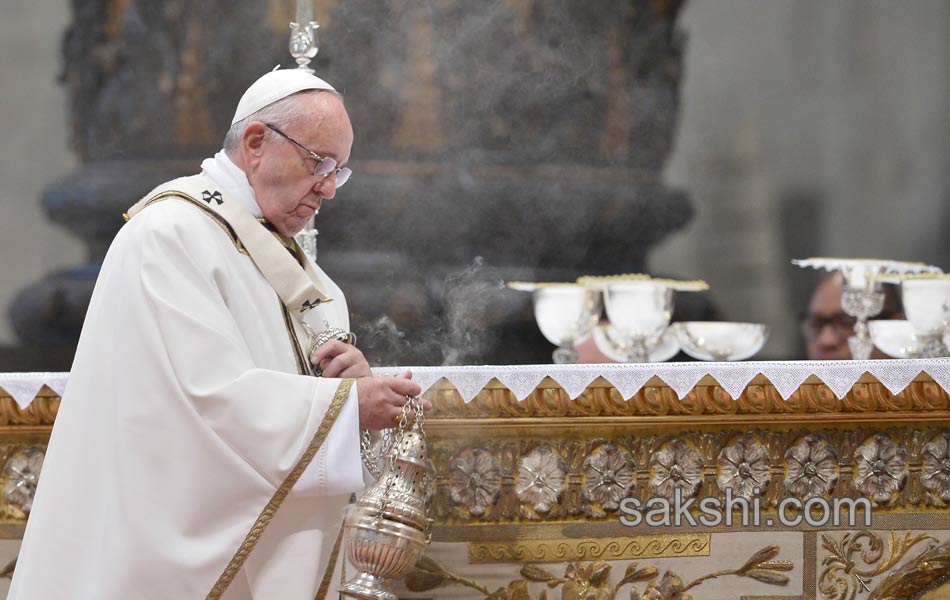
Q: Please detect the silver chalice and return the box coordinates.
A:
[508,282,602,364]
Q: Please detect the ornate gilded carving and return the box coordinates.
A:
[717,434,771,500]
[6,374,948,431]
[425,377,950,421]
[921,431,950,504]
[0,395,60,427]
[583,442,636,515]
[869,540,950,600]
[408,545,792,599]
[819,531,938,600]
[785,435,839,500]
[4,377,950,535]
[449,447,501,517]
[468,534,710,564]
[427,427,950,523]
[650,438,702,501]
[852,434,907,505]
[515,445,566,515]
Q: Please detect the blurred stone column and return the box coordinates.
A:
[9,0,305,358]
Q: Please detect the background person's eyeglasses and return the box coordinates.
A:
[265,123,352,187]
[801,312,856,340]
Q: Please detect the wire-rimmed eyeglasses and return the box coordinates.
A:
[265,123,351,188]
[801,312,856,340]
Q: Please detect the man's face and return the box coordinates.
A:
[804,275,854,360]
[243,92,354,238]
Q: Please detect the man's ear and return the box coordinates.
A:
[241,121,268,166]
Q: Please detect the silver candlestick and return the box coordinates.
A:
[290,2,320,261]
[289,0,319,73]
[840,284,885,360]
[289,21,320,71]
[295,217,319,264]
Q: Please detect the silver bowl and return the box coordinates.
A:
[591,323,680,363]
[868,320,922,359]
[671,322,769,361]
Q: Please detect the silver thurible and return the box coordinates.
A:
[339,396,433,600]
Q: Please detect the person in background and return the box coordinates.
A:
[803,272,903,360]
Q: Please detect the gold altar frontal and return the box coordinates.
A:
[1,372,949,599]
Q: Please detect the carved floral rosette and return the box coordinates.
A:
[784,435,839,500]
[852,433,907,505]
[921,430,950,504]
[583,443,636,516]
[1,445,46,517]
[515,445,567,516]
[717,434,771,500]
[650,439,702,501]
[449,447,501,518]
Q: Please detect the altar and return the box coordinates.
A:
[1,361,949,599]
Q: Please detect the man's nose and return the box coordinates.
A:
[313,174,337,199]
[815,324,841,346]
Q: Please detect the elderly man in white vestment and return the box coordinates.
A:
[8,69,423,599]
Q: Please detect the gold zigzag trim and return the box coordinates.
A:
[206,378,355,600]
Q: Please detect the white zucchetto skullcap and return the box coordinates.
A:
[231,68,337,125]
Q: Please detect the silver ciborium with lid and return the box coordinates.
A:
[340,396,433,600]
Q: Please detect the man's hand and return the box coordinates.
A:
[310,340,372,378]
[356,371,430,430]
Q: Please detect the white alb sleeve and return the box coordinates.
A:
[291,383,364,496]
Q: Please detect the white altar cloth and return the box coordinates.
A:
[2,359,949,409]
[0,372,69,409]
[375,358,950,403]
[0,358,950,408]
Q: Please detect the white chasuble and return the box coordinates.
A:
[9,175,364,599]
